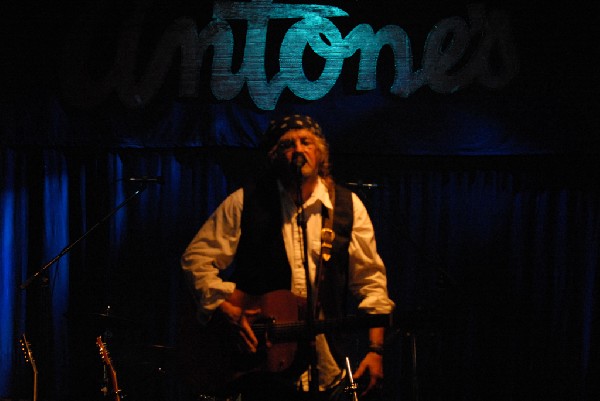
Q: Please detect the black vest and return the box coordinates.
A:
[231,175,355,366]
[231,175,353,314]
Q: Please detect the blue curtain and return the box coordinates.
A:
[1,150,26,393]
[1,148,598,400]
[43,151,70,397]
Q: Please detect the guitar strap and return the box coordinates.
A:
[313,185,336,317]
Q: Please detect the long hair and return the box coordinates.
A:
[313,132,334,191]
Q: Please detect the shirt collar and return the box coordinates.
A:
[311,178,333,210]
[277,177,333,210]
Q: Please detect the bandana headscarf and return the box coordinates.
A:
[261,114,324,152]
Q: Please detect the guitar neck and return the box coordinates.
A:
[255,313,390,342]
[96,336,122,401]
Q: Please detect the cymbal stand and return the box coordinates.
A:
[101,363,109,397]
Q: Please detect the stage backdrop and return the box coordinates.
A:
[1,1,598,401]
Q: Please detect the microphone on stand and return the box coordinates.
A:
[290,150,317,392]
[291,153,306,181]
[345,181,378,189]
[292,153,306,171]
[345,181,379,203]
[126,176,165,184]
[290,152,306,179]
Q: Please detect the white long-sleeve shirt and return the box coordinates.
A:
[181,177,395,389]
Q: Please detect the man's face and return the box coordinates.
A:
[273,128,321,181]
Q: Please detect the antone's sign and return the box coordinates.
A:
[61,1,518,110]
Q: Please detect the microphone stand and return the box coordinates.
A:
[295,164,319,396]
[20,183,149,290]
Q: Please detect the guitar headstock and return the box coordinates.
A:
[20,333,38,374]
[96,336,112,367]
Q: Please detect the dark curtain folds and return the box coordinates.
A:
[1,148,598,401]
[360,161,599,401]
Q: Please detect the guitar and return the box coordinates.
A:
[20,333,38,401]
[177,289,390,397]
[96,336,122,401]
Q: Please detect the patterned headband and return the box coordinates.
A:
[262,114,324,151]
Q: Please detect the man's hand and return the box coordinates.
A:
[217,300,261,353]
[353,351,384,397]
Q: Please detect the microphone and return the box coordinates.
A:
[345,181,379,189]
[126,176,165,184]
[292,153,306,170]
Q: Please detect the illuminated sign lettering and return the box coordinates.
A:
[61,1,518,110]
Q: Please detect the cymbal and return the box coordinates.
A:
[66,310,137,328]
[87,312,136,325]
[140,344,175,350]
[133,343,176,353]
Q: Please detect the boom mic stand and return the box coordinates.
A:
[20,182,149,290]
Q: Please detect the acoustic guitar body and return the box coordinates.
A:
[177,289,306,397]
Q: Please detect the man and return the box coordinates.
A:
[181,114,395,401]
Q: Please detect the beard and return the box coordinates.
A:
[271,154,320,191]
